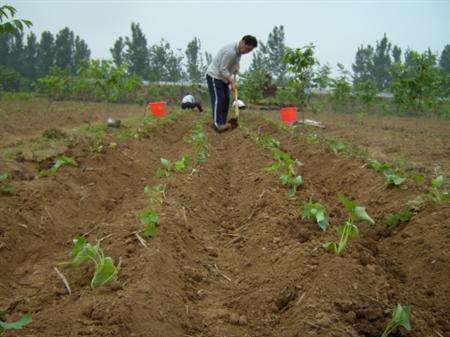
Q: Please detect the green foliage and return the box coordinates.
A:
[283,44,318,107]
[185,37,204,83]
[144,184,166,205]
[323,220,359,255]
[391,50,448,115]
[330,63,352,113]
[338,194,375,225]
[426,175,449,203]
[0,172,13,194]
[38,155,77,177]
[140,210,159,237]
[353,79,378,111]
[0,310,32,331]
[184,120,209,165]
[301,200,329,230]
[0,5,32,34]
[381,304,411,337]
[367,159,406,186]
[155,157,171,178]
[239,69,269,102]
[174,154,190,172]
[68,235,119,288]
[267,148,303,197]
[386,208,412,229]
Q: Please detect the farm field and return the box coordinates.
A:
[0,99,449,337]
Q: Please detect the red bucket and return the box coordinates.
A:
[279,107,298,124]
[148,101,167,117]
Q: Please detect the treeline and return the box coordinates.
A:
[0,23,212,91]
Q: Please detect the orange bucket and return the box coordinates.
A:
[148,101,167,117]
[279,107,298,124]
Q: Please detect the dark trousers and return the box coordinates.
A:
[181,102,203,112]
[206,74,229,126]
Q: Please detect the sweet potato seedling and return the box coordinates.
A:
[175,154,190,172]
[301,200,329,230]
[323,220,359,255]
[155,158,171,178]
[338,194,375,225]
[68,235,119,289]
[144,184,166,204]
[140,210,159,237]
[38,155,77,177]
[426,175,449,203]
[280,173,303,197]
[381,304,411,337]
[0,310,32,332]
[368,159,406,186]
[386,208,413,228]
[0,172,13,194]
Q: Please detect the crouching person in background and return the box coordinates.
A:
[181,93,203,112]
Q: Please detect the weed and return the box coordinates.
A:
[0,172,13,194]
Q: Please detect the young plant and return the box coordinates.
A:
[323,220,359,255]
[175,154,190,172]
[144,184,166,204]
[281,174,303,197]
[0,172,13,194]
[386,208,413,229]
[381,304,411,337]
[367,159,406,186]
[38,155,77,177]
[155,158,171,178]
[140,210,159,237]
[68,235,119,288]
[338,194,375,225]
[0,310,32,332]
[301,200,329,230]
[426,175,449,203]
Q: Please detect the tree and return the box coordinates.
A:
[0,32,11,66]
[391,50,445,114]
[392,45,402,64]
[0,5,32,34]
[185,37,203,83]
[23,31,38,79]
[372,33,392,91]
[110,37,125,67]
[264,25,288,84]
[314,63,331,90]
[352,45,374,85]
[439,44,450,75]
[8,32,24,73]
[165,47,184,82]
[250,49,266,72]
[73,36,90,72]
[124,22,149,79]
[330,63,353,113]
[37,31,55,77]
[54,27,75,70]
[283,43,318,113]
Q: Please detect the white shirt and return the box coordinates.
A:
[182,95,195,104]
[207,42,241,82]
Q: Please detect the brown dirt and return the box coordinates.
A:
[0,107,448,337]
[0,98,146,145]
[257,107,450,175]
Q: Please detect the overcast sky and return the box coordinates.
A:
[8,0,450,73]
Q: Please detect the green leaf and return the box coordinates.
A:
[323,241,338,253]
[0,172,10,181]
[431,175,444,188]
[292,175,303,186]
[316,211,329,231]
[386,173,406,186]
[354,206,375,225]
[280,174,290,186]
[154,168,165,179]
[392,304,411,331]
[338,194,356,212]
[91,257,118,288]
[140,210,159,225]
[347,222,360,238]
[71,235,87,257]
[160,158,170,169]
[0,310,32,330]
[413,175,424,184]
[0,184,13,194]
[143,223,157,237]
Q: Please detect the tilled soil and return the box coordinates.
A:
[0,110,449,337]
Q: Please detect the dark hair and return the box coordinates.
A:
[242,35,258,48]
